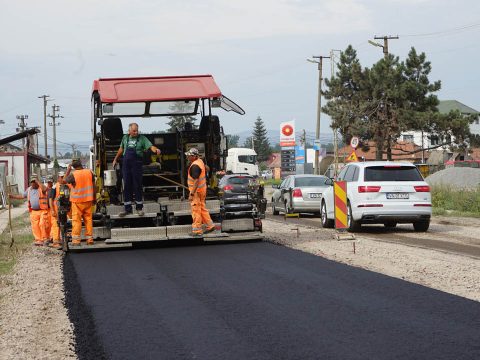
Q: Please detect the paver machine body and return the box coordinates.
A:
[62,75,264,250]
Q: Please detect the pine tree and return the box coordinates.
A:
[251,116,271,162]
[167,102,197,131]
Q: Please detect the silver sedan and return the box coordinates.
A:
[271,175,330,215]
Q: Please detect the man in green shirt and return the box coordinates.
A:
[113,123,161,216]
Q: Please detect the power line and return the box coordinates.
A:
[399,21,480,38]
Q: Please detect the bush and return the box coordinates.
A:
[431,185,480,217]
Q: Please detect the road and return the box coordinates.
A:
[64,242,480,360]
[265,213,480,259]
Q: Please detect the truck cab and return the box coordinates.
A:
[226,148,259,176]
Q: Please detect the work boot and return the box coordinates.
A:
[50,242,63,249]
[86,239,94,246]
[118,211,132,217]
[136,209,145,216]
[71,241,81,246]
[190,232,203,238]
[204,226,216,234]
[34,240,44,246]
[43,239,53,246]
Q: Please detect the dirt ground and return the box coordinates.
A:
[0,215,478,359]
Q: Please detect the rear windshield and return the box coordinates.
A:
[364,166,424,181]
[294,177,327,187]
[227,177,253,185]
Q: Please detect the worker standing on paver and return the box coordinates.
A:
[112,122,162,217]
[185,148,215,237]
[48,171,65,249]
[64,159,96,246]
[9,176,49,246]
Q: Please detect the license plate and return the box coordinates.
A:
[236,195,248,199]
[309,193,321,198]
[386,193,409,199]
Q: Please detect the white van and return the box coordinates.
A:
[226,148,259,176]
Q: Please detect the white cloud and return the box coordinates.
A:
[1,0,372,55]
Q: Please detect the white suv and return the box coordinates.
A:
[320,161,432,232]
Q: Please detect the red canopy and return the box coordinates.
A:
[92,75,222,103]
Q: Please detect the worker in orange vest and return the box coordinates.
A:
[64,159,96,246]
[48,171,65,249]
[44,176,54,245]
[10,176,49,246]
[185,148,215,237]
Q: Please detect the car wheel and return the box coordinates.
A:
[347,201,361,232]
[384,222,397,228]
[413,220,430,232]
[321,201,334,228]
[272,199,279,215]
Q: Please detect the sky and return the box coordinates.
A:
[1,0,479,154]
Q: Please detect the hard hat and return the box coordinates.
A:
[58,171,65,177]
[185,148,199,156]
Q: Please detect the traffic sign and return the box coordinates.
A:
[350,136,359,149]
[346,150,358,162]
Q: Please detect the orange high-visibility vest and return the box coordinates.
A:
[70,169,95,203]
[188,158,207,195]
[27,187,48,212]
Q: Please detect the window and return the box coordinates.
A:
[475,117,479,125]
[403,135,414,143]
[294,176,328,187]
[227,176,253,185]
[336,166,349,181]
[364,166,424,182]
[343,166,356,182]
[430,136,440,146]
[238,155,257,164]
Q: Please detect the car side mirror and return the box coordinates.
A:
[272,184,279,189]
[325,178,334,186]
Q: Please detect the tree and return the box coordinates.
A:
[167,102,197,131]
[251,116,271,162]
[226,134,240,149]
[323,45,472,160]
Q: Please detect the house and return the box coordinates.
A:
[400,100,480,164]
[338,140,426,163]
[0,129,50,194]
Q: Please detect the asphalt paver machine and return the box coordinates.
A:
[62,75,265,250]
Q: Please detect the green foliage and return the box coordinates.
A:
[226,134,240,149]
[0,213,33,275]
[167,102,197,131]
[251,116,271,162]
[431,186,480,216]
[323,45,472,160]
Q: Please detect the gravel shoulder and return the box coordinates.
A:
[0,246,76,360]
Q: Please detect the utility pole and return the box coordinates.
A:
[301,129,307,165]
[369,35,399,59]
[71,144,77,159]
[48,104,62,162]
[308,55,330,174]
[38,95,51,170]
[16,115,28,149]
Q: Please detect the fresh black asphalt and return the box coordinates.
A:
[64,241,480,360]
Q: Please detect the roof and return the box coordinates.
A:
[338,140,426,162]
[438,100,479,115]
[93,75,222,103]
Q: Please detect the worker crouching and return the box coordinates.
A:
[185,148,215,237]
[48,172,65,249]
[64,159,95,246]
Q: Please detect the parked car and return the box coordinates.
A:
[261,169,273,180]
[320,161,432,232]
[271,175,330,215]
[218,174,266,218]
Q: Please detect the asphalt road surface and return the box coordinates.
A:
[64,242,480,360]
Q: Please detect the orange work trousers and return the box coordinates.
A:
[190,192,214,234]
[50,210,60,242]
[44,209,52,240]
[29,209,49,242]
[71,201,93,244]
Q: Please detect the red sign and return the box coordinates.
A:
[280,121,295,147]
